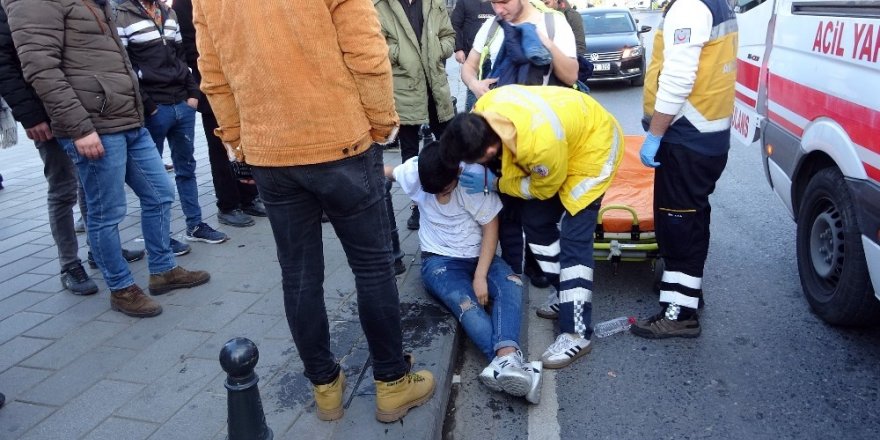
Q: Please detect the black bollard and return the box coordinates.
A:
[220,337,273,440]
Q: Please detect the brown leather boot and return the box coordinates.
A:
[148,266,210,295]
[374,369,435,423]
[111,284,162,317]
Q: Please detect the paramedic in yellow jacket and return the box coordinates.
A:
[442,85,624,369]
[634,0,737,339]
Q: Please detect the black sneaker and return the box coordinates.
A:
[393,258,406,275]
[87,248,145,268]
[242,198,267,217]
[61,263,99,296]
[218,209,255,227]
[170,238,192,256]
[630,311,701,339]
[407,205,420,230]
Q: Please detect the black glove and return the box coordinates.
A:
[230,161,253,181]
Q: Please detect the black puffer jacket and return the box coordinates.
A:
[4,0,145,139]
[451,0,495,54]
[112,0,198,115]
[0,5,50,129]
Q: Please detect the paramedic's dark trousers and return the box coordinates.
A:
[522,195,602,339]
[654,142,728,312]
[497,193,546,276]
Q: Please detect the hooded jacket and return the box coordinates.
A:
[374,0,456,125]
[475,85,624,215]
[3,0,145,139]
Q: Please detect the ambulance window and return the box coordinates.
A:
[735,0,765,13]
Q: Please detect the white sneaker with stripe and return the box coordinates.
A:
[541,333,592,369]
[536,292,560,319]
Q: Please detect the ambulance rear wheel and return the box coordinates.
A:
[796,168,879,326]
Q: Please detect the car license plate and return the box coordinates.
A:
[594,63,610,71]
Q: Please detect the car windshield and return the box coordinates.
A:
[581,12,636,35]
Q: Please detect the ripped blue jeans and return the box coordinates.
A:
[421,253,522,360]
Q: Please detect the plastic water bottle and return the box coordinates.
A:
[593,316,636,338]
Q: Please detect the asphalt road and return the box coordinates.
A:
[445,10,880,440]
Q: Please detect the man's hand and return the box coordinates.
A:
[455,50,466,64]
[74,132,104,160]
[640,133,662,168]
[25,122,53,142]
[186,98,198,109]
[473,276,489,306]
[471,77,498,98]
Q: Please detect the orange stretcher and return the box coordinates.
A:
[594,135,661,274]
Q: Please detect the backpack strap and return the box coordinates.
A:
[543,12,555,85]
[478,19,502,80]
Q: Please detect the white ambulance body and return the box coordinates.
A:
[733,0,880,325]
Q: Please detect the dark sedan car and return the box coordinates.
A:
[580,8,652,86]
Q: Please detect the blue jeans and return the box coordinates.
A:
[250,146,408,385]
[145,101,202,229]
[59,128,176,290]
[522,195,601,339]
[421,254,522,361]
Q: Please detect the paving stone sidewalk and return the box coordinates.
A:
[0,122,460,439]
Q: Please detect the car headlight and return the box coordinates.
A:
[622,46,643,59]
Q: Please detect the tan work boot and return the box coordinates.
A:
[314,370,345,421]
[111,284,162,317]
[374,370,435,423]
[149,266,210,295]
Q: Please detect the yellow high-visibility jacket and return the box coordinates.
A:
[474,85,624,215]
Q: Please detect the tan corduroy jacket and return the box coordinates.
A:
[193,0,399,166]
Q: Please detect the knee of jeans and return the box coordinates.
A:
[458,296,479,316]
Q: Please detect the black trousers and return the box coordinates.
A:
[654,142,728,310]
[399,89,450,162]
[201,109,258,212]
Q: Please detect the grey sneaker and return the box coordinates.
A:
[185,222,229,244]
[217,209,255,227]
[61,263,99,296]
[170,238,191,256]
[74,216,85,233]
[630,311,701,339]
[536,292,560,319]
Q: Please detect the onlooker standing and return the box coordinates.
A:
[0,4,146,296]
[374,0,457,230]
[451,0,495,111]
[171,0,266,229]
[114,0,228,245]
[544,0,587,56]
[632,0,737,338]
[193,0,435,423]
[4,0,211,317]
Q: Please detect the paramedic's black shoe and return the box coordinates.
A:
[630,311,701,339]
[524,265,550,289]
[407,205,420,230]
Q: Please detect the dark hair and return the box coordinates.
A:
[419,141,460,194]
[439,113,501,164]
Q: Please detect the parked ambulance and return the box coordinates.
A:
[733,0,880,325]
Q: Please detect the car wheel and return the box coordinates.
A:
[795,167,879,325]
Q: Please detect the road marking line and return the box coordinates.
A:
[528,287,560,440]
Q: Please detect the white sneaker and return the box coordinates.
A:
[496,351,531,397]
[479,352,522,392]
[524,361,543,404]
[541,333,592,369]
[536,292,560,319]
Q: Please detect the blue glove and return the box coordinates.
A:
[640,133,662,168]
[459,168,497,194]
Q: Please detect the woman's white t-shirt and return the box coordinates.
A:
[394,159,503,259]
